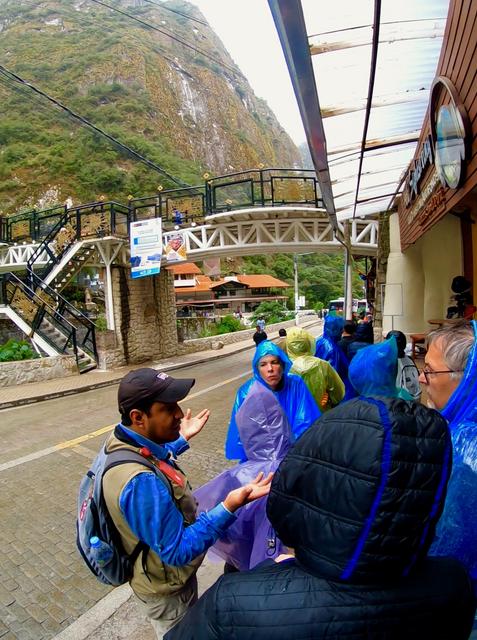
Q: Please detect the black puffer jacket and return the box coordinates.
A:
[166,398,476,640]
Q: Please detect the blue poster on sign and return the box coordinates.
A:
[130,218,163,279]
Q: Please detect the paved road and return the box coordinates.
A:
[0,329,322,640]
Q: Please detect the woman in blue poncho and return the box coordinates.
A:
[315,315,356,399]
[225,340,320,461]
[348,336,413,400]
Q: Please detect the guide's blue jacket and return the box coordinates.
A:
[116,424,235,567]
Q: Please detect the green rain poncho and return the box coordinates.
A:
[286,327,345,411]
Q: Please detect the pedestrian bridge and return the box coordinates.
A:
[0,168,378,370]
[0,167,377,273]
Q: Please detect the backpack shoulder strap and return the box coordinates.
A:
[100,448,173,580]
[102,448,173,495]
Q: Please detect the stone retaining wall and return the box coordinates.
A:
[178,318,305,354]
[0,355,78,388]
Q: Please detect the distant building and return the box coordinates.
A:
[169,263,289,316]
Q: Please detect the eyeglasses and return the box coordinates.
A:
[419,366,464,384]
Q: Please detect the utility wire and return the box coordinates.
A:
[87,0,240,78]
[0,65,189,187]
[141,0,208,26]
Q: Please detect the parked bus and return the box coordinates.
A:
[328,298,368,317]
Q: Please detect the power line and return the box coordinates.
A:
[141,0,208,26]
[0,65,189,187]
[87,0,240,78]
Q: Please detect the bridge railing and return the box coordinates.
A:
[1,168,324,244]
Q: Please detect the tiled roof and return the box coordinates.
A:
[210,275,290,289]
[168,262,202,275]
[175,274,212,293]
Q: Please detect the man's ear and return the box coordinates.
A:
[129,409,146,430]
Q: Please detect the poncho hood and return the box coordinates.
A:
[323,315,344,342]
[442,319,477,428]
[252,340,292,383]
[267,397,451,583]
[286,327,315,360]
[349,337,400,397]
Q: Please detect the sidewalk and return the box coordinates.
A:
[0,320,321,411]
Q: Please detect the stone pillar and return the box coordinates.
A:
[154,268,179,359]
[108,266,179,367]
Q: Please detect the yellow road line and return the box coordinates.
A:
[1,371,249,472]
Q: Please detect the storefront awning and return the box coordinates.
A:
[269,0,450,222]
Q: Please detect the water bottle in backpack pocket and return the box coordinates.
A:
[89,536,114,568]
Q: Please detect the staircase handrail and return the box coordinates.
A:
[26,270,98,363]
[0,272,80,367]
[26,210,73,284]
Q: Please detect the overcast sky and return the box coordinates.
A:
[191,0,306,145]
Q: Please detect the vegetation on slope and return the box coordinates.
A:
[0,0,300,214]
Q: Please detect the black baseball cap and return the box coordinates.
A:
[118,368,195,415]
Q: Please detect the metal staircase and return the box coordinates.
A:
[0,272,98,373]
[26,212,95,291]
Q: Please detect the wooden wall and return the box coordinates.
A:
[399,0,477,249]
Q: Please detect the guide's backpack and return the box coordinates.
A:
[76,446,171,586]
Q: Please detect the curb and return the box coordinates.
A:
[0,342,256,411]
[0,320,321,411]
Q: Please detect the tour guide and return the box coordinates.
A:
[102,368,272,637]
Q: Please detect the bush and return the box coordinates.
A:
[251,301,293,326]
[215,315,242,335]
[0,339,38,362]
[95,314,108,332]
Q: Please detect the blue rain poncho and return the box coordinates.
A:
[225,341,320,461]
[430,320,477,591]
[195,383,290,569]
[315,315,356,400]
[348,337,413,400]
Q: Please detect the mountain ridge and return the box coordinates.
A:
[0,0,301,214]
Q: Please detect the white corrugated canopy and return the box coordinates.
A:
[300,0,450,221]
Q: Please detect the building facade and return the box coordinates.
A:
[170,263,290,316]
[383,0,477,335]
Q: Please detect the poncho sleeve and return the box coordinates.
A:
[224,379,253,461]
[281,374,321,440]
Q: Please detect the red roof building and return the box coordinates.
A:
[168,264,290,316]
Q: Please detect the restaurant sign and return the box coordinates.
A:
[402,76,471,222]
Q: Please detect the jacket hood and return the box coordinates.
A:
[323,315,344,341]
[252,340,292,381]
[267,397,451,583]
[286,327,315,360]
[235,381,291,460]
[349,337,399,397]
[442,319,477,428]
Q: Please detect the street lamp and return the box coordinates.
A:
[293,252,313,325]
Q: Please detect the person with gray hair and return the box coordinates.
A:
[419,320,477,593]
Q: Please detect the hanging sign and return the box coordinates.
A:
[129,217,163,279]
[164,231,187,263]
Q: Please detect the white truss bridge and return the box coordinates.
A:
[0,207,377,273]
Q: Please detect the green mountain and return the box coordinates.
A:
[0,0,301,213]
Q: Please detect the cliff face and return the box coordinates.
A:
[0,0,301,213]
